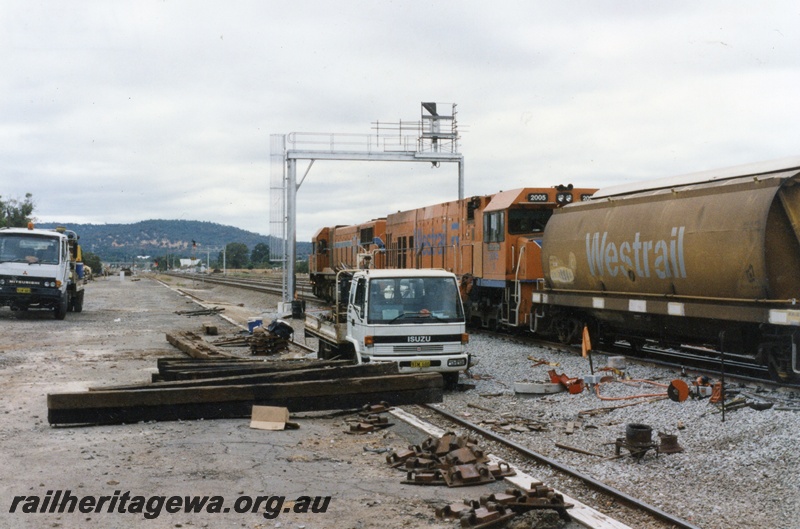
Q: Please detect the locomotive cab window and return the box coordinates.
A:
[313,239,328,254]
[360,227,374,246]
[508,208,553,234]
[484,212,505,243]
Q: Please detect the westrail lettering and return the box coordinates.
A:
[585,227,686,280]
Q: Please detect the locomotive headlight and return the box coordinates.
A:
[556,192,573,204]
[0,279,5,285]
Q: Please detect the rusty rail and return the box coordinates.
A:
[424,404,703,529]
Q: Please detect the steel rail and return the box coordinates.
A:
[423,403,703,529]
[160,272,316,300]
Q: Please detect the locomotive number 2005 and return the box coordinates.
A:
[527,193,548,202]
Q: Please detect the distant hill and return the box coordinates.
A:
[35,219,311,263]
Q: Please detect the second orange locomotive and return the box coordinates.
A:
[309,184,596,330]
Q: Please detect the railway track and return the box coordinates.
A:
[161,271,316,299]
[404,404,702,529]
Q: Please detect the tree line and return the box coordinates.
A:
[151,241,273,271]
[3,194,301,273]
[0,193,34,228]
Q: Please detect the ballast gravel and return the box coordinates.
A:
[433,333,800,529]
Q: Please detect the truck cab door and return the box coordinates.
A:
[60,240,70,284]
[348,276,368,348]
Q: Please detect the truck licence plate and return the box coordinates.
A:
[410,360,431,368]
[16,287,31,294]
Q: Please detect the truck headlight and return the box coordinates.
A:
[447,358,467,367]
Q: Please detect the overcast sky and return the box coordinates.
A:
[3,1,799,242]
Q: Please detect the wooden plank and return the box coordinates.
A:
[155,358,355,381]
[48,372,443,426]
[91,362,399,391]
[155,357,352,370]
[157,364,355,381]
[166,331,233,358]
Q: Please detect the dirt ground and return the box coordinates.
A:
[0,275,514,529]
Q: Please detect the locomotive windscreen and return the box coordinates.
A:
[508,208,553,234]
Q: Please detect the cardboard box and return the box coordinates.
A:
[250,406,290,430]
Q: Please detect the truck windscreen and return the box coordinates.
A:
[367,276,465,324]
[0,234,60,265]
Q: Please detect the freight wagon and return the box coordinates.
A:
[537,157,800,382]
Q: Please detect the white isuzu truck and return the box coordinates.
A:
[0,224,85,319]
[304,268,471,386]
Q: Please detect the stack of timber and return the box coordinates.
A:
[247,326,289,356]
[47,357,444,426]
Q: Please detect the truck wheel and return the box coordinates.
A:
[73,290,84,313]
[54,294,68,320]
[317,341,335,360]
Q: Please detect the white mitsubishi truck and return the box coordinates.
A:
[304,268,471,386]
[0,224,85,319]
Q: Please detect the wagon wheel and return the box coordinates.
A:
[767,355,795,384]
[555,318,580,344]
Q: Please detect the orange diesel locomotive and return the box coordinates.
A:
[309,218,387,301]
[309,185,596,330]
